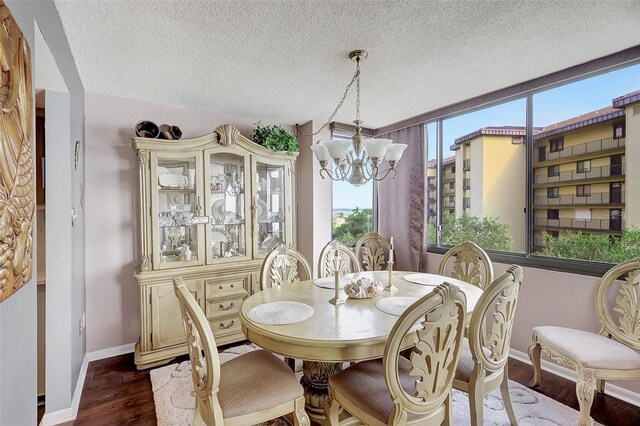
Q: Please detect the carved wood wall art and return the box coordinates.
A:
[0,1,34,304]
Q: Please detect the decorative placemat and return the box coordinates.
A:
[313,276,352,289]
[375,297,418,316]
[247,301,314,325]
[403,273,448,286]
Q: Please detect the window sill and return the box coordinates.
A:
[426,246,615,277]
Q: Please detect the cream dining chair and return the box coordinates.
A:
[317,240,361,278]
[355,232,391,271]
[259,244,312,290]
[173,277,310,426]
[439,241,494,290]
[453,265,524,426]
[529,258,640,426]
[327,283,467,425]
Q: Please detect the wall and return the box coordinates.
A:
[84,93,266,351]
[426,253,640,396]
[1,1,85,424]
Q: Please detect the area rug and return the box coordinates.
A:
[150,344,600,425]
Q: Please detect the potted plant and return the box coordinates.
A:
[252,123,299,155]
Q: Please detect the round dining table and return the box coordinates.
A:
[239,270,483,423]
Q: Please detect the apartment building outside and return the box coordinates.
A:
[429,90,640,253]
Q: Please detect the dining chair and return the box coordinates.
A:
[318,240,361,278]
[259,244,312,290]
[452,265,524,426]
[439,241,494,290]
[529,258,640,426]
[173,277,310,426]
[354,232,391,271]
[327,283,467,425]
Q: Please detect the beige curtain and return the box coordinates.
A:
[376,124,426,271]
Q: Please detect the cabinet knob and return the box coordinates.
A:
[219,302,235,311]
[219,285,223,289]
[219,320,235,329]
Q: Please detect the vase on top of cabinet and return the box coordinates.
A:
[132,124,297,369]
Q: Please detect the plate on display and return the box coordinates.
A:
[211,230,232,252]
[256,199,268,220]
[211,199,227,222]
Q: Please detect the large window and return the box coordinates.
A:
[426,61,640,270]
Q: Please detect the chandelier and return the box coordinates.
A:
[310,50,407,186]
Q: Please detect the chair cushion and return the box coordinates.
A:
[218,350,303,418]
[533,326,640,370]
[455,338,493,382]
[328,357,422,424]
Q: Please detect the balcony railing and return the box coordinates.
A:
[463,159,471,171]
[535,191,625,206]
[534,137,625,164]
[534,164,625,185]
[463,178,471,190]
[443,187,455,195]
[428,183,437,190]
[443,173,455,182]
[534,217,625,232]
[463,197,470,209]
[443,200,455,208]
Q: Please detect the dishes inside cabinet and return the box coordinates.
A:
[256,199,268,220]
[211,230,232,257]
[159,174,188,188]
[211,199,227,223]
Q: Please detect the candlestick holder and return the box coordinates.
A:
[384,239,398,292]
[329,245,346,305]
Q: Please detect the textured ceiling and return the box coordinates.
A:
[54,1,640,128]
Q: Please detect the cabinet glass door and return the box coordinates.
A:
[152,152,203,269]
[254,161,287,256]
[206,151,250,263]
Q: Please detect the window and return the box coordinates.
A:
[613,122,625,139]
[576,160,591,173]
[451,166,456,173]
[549,137,564,153]
[512,136,524,144]
[426,59,640,269]
[548,230,559,239]
[576,184,591,197]
[449,182,454,189]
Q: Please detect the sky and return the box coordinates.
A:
[333,63,640,210]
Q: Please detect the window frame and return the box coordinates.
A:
[613,121,625,139]
[576,184,591,197]
[549,137,564,153]
[548,165,560,177]
[547,187,559,198]
[577,160,591,173]
[423,47,640,277]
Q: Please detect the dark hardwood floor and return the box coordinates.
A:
[43,347,639,426]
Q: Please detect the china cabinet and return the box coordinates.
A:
[132,124,297,369]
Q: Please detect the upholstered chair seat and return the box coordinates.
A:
[328,358,424,425]
[327,283,467,426]
[218,350,304,418]
[533,326,640,370]
[454,338,494,382]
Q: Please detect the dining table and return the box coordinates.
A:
[239,270,484,423]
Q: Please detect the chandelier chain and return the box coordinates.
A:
[355,57,361,123]
[298,67,360,137]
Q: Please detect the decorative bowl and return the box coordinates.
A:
[135,120,159,138]
[344,278,383,299]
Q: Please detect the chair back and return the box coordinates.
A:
[383,283,466,422]
[173,277,223,424]
[260,244,312,290]
[595,258,640,350]
[468,265,523,374]
[318,240,361,278]
[355,232,391,271]
[438,241,494,289]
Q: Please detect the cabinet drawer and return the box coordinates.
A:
[210,317,242,336]
[205,274,250,297]
[206,296,245,318]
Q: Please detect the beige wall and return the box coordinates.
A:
[85,93,265,351]
[426,253,640,396]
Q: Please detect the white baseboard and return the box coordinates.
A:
[509,348,640,408]
[39,342,136,425]
[86,342,136,361]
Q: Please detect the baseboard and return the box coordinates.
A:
[86,342,136,361]
[509,348,640,408]
[39,343,136,425]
